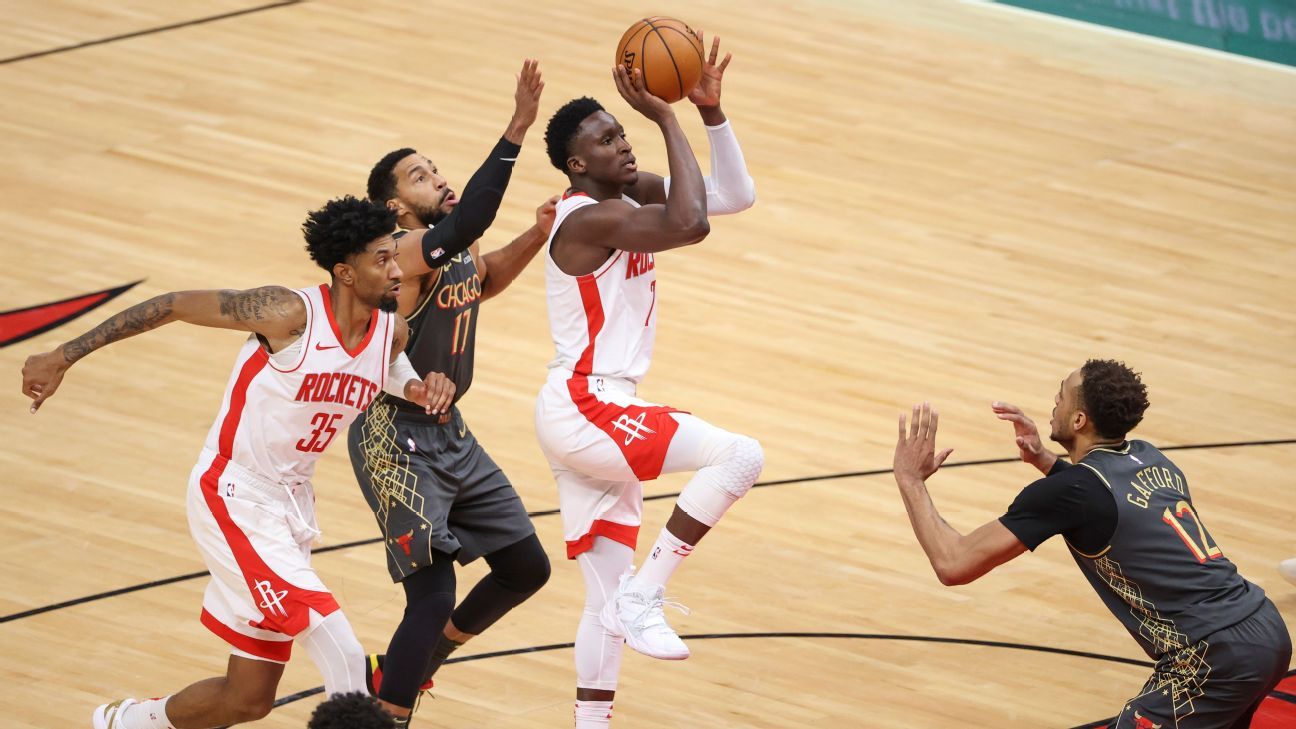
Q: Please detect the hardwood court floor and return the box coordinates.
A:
[1,0,1293,726]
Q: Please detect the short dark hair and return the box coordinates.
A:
[545,97,605,172]
[1078,359,1150,439]
[307,692,395,729]
[302,195,397,272]
[367,147,417,204]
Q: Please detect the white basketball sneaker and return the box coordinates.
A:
[92,698,137,729]
[600,574,691,660]
[1280,557,1296,587]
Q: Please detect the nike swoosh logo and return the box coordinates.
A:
[499,157,518,162]
[315,343,340,351]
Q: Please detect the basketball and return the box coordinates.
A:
[615,17,705,104]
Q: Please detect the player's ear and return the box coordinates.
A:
[385,197,407,217]
[332,261,356,287]
[567,155,585,175]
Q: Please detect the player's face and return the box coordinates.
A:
[352,235,404,312]
[572,111,637,186]
[393,153,457,226]
[1049,368,1084,446]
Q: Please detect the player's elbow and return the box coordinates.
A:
[933,560,976,587]
[936,569,968,587]
[681,217,710,244]
[725,180,757,214]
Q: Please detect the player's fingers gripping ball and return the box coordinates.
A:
[616,17,704,103]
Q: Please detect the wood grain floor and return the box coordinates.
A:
[1,0,1293,726]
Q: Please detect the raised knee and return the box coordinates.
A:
[493,537,552,594]
[722,435,764,498]
[521,548,552,593]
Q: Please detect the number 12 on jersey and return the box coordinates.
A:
[1162,499,1223,563]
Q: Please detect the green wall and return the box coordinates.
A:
[996,0,1296,65]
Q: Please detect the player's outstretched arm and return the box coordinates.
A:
[892,402,1027,585]
[21,287,305,413]
[394,59,545,279]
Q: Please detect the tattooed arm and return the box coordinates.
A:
[21,286,306,413]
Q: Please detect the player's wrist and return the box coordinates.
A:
[1029,451,1057,474]
[696,104,725,125]
[503,121,528,145]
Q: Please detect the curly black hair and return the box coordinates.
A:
[545,97,605,172]
[367,147,417,205]
[307,692,395,729]
[1078,359,1150,439]
[302,195,397,272]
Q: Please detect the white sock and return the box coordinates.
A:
[121,697,175,729]
[631,528,693,591]
[574,699,614,728]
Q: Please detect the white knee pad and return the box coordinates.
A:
[719,435,764,499]
[677,434,764,526]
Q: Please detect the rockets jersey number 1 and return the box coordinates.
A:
[544,192,659,384]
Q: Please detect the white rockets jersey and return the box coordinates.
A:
[545,191,659,383]
[203,284,393,484]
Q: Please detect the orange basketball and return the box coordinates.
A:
[615,17,704,104]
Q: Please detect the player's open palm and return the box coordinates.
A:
[991,401,1053,473]
[613,65,673,123]
[405,371,455,416]
[687,32,732,108]
[21,349,68,413]
[894,402,953,482]
[512,58,544,130]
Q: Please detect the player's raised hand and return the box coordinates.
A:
[991,401,1057,474]
[21,349,70,414]
[687,32,732,109]
[505,59,544,143]
[535,194,560,235]
[613,65,673,123]
[894,402,954,483]
[404,371,456,416]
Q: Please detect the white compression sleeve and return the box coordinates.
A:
[300,610,367,696]
[383,351,419,399]
[663,119,755,215]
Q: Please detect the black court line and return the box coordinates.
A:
[0,1,303,65]
[257,631,1157,715]
[3,438,1293,624]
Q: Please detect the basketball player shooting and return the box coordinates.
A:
[21,196,453,729]
[537,34,764,728]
